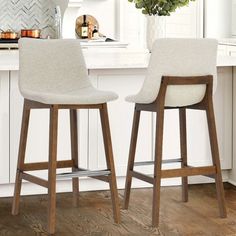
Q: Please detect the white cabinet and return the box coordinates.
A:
[6,67,233,189]
[9,71,88,182]
[214,67,233,169]
[0,71,9,184]
[186,68,232,169]
[227,46,236,57]
[218,45,228,56]
[88,69,153,176]
[155,68,232,170]
[88,67,232,178]
[218,44,236,57]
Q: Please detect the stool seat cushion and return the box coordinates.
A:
[126,39,218,107]
[19,39,118,105]
[22,86,118,105]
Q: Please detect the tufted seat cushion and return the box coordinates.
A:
[19,38,118,104]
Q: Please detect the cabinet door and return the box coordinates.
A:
[88,67,232,179]
[186,69,232,170]
[0,71,10,184]
[160,67,232,170]
[10,71,88,182]
[88,70,153,176]
[214,67,232,169]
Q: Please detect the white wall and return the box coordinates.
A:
[62,0,203,46]
[62,0,117,39]
[232,0,236,37]
[118,0,146,48]
[119,0,203,49]
[78,0,117,39]
[204,0,232,38]
[165,0,203,38]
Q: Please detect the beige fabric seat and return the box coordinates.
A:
[123,38,227,228]
[19,38,118,104]
[12,39,121,235]
[126,38,217,107]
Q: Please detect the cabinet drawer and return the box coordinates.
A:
[227,45,236,57]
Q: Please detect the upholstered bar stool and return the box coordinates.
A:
[123,39,227,227]
[12,39,120,234]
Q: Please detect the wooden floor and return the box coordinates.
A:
[1,183,236,235]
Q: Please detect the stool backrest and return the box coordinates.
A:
[19,39,91,95]
[138,38,218,105]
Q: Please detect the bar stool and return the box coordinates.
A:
[123,39,227,227]
[12,38,120,234]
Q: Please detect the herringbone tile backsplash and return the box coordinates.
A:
[0,0,56,38]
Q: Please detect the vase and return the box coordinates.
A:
[146,15,166,52]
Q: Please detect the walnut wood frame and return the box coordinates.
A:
[123,75,227,227]
[12,100,120,234]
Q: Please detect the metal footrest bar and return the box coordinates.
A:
[76,167,110,183]
[134,158,182,167]
[56,169,111,180]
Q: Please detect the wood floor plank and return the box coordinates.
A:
[1,183,236,235]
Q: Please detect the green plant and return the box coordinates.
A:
[128,0,196,16]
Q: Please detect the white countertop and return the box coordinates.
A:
[80,41,129,48]
[219,38,236,46]
[0,50,19,71]
[1,49,236,71]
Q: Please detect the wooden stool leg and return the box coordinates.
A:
[100,104,121,223]
[179,108,188,202]
[70,109,79,207]
[123,108,141,209]
[48,105,59,234]
[152,107,165,227]
[206,98,227,218]
[12,101,31,215]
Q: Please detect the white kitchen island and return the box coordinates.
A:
[0,49,236,197]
